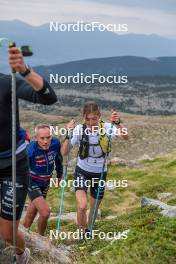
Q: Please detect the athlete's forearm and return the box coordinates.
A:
[61,139,70,156]
[24,71,44,91]
[116,123,128,140]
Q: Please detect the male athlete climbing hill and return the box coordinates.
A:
[0,46,57,263]
[23,124,63,236]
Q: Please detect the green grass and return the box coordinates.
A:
[73,208,176,264]
[29,153,176,263]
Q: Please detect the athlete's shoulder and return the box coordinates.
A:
[27,140,37,154]
[73,124,82,133]
[104,122,113,128]
[75,124,83,129]
[0,73,11,81]
[72,124,83,139]
[0,73,11,88]
[51,137,60,144]
[50,137,61,149]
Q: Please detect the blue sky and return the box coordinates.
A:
[0,0,175,37]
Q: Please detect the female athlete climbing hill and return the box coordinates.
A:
[61,101,128,237]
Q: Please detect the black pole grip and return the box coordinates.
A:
[21,46,33,57]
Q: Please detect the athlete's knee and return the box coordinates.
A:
[40,207,50,220]
[27,207,37,218]
[28,211,37,220]
[78,202,87,212]
[25,204,37,218]
[22,212,35,228]
[0,229,13,244]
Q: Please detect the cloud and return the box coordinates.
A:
[80,0,176,14]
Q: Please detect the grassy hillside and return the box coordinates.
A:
[27,152,176,263]
[1,110,176,263]
[1,152,175,263]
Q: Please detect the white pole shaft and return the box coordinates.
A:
[12,71,17,263]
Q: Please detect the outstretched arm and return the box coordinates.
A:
[110,111,128,140]
[8,46,57,105]
[61,119,76,156]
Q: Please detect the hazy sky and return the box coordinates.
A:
[0,0,175,36]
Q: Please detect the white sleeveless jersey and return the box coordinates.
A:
[71,122,118,173]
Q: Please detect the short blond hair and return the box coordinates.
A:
[34,124,50,135]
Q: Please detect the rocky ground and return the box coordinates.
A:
[20,109,176,161]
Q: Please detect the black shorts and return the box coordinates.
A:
[0,156,29,221]
[28,179,50,201]
[74,166,107,199]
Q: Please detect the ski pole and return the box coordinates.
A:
[9,42,33,263]
[90,122,114,233]
[9,42,17,264]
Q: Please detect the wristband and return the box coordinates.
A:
[113,119,121,125]
[19,64,31,77]
[65,131,70,140]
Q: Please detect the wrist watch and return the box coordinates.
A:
[65,131,70,140]
[19,64,31,77]
[65,135,70,140]
[114,119,121,125]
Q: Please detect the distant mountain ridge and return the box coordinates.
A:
[1,20,176,73]
[34,56,176,77]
